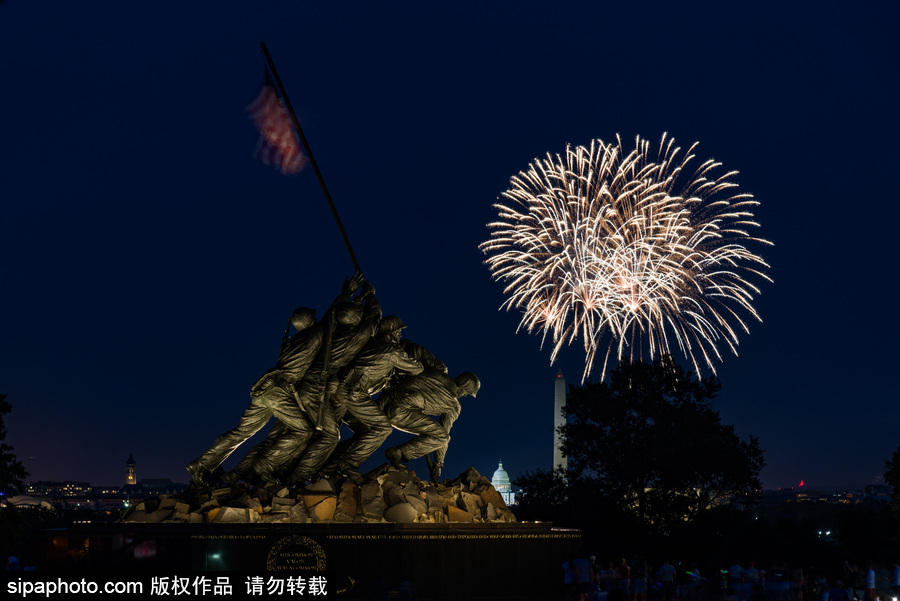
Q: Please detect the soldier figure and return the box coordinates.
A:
[380,370,480,481]
[321,315,425,477]
[231,281,381,485]
[185,306,324,486]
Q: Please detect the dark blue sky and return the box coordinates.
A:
[1,1,897,490]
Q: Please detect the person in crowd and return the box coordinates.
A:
[729,561,746,600]
[631,555,649,601]
[589,556,603,601]
[791,564,805,601]
[574,552,594,601]
[601,561,617,592]
[829,580,850,601]
[746,562,762,587]
[891,561,900,598]
[686,563,702,601]
[616,557,631,595]
[769,561,789,601]
[657,559,676,601]
[563,553,577,601]
[864,562,875,601]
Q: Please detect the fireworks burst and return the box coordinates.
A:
[480,134,772,380]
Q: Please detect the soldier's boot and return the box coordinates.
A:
[218,471,241,487]
[429,461,443,483]
[186,459,208,487]
[385,447,407,470]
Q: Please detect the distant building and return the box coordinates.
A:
[118,454,187,498]
[18,461,189,522]
[126,453,137,486]
[864,484,891,501]
[24,481,96,509]
[26,481,91,498]
[554,369,567,471]
[491,461,516,506]
[757,485,892,507]
[23,453,188,515]
[0,494,54,511]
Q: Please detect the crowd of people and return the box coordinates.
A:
[561,555,900,601]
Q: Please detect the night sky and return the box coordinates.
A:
[2,1,897,491]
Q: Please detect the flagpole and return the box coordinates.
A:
[259,41,362,275]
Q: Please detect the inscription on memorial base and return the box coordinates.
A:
[266,535,327,572]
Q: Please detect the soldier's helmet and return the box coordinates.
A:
[378,315,407,336]
[290,307,316,332]
[335,302,363,326]
[455,372,481,398]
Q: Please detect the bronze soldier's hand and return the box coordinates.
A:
[349,271,365,291]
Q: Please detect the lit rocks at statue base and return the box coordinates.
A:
[119,466,515,525]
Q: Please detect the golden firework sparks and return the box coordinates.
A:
[480,134,772,380]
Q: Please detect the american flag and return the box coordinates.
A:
[246,70,308,174]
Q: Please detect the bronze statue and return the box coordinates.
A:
[229,281,382,485]
[187,273,478,489]
[380,370,480,481]
[185,306,324,486]
[186,276,362,486]
[317,316,425,478]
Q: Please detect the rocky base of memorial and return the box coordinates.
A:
[120,465,515,525]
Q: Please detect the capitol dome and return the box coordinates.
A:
[491,461,510,492]
[491,461,515,505]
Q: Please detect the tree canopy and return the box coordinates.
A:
[884,444,900,520]
[0,394,28,496]
[515,356,764,541]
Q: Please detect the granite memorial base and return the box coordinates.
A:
[40,522,581,600]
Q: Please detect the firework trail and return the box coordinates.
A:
[480,134,772,380]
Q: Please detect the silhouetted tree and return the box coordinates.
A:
[510,468,569,523]
[516,356,764,543]
[0,394,31,563]
[0,394,28,496]
[884,445,900,520]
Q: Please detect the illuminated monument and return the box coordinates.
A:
[98,276,577,596]
[44,44,582,598]
[554,369,567,471]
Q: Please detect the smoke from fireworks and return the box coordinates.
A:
[480,134,772,380]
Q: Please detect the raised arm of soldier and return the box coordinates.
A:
[337,280,380,350]
[359,281,380,325]
[338,271,365,303]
